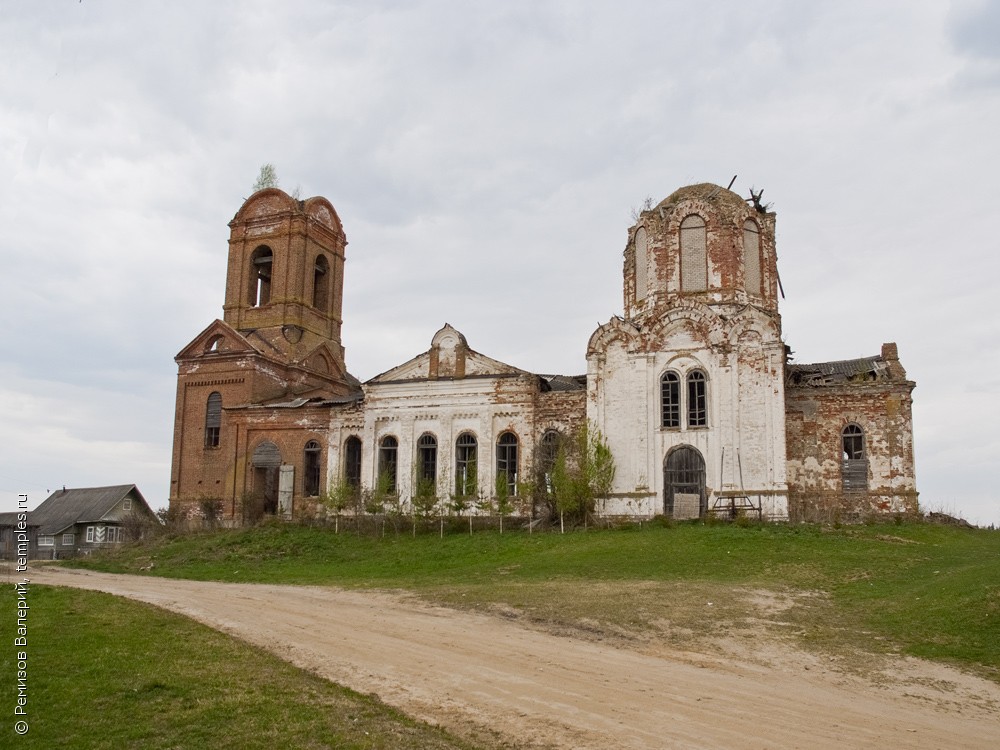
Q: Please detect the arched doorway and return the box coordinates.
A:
[664,446,706,519]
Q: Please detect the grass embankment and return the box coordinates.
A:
[74,521,1000,678]
[0,585,496,750]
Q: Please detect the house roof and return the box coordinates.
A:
[0,512,37,527]
[29,484,150,535]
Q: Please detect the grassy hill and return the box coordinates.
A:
[72,519,1000,680]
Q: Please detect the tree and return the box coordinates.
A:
[550,423,616,533]
[318,477,355,534]
[411,475,440,535]
[252,163,279,192]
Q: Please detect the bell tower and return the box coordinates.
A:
[223,187,347,372]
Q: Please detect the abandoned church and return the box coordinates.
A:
[169,182,917,524]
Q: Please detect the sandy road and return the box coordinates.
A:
[26,567,999,749]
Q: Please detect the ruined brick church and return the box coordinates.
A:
[169,183,917,523]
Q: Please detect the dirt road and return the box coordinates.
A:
[26,567,999,749]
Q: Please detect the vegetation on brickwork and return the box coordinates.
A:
[72,519,1000,681]
[0,586,490,750]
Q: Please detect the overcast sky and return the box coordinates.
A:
[2,1,998,526]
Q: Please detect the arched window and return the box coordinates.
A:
[378,436,398,494]
[634,227,648,302]
[660,372,680,428]
[313,255,330,312]
[743,219,762,295]
[344,436,362,488]
[679,215,707,292]
[417,433,437,484]
[303,440,322,496]
[496,432,519,495]
[455,433,477,497]
[249,246,273,307]
[537,430,562,496]
[687,370,707,427]
[842,424,868,492]
[204,392,222,448]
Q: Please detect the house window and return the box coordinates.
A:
[205,392,222,448]
[455,432,478,497]
[113,527,124,543]
[86,526,95,543]
[842,424,868,492]
[417,434,437,484]
[344,436,362,488]
[123,498,132,511]
[496,432,519,495]
[743,219,762,295]
[62,533,74,546]
[38,536,54,547]
[313,255,330,312]
[687,371,708,427]
[378,436,398,494]
[661,372,680,428]
[304,440,322,496]
[679,214,707,292]
[249,246,273,306]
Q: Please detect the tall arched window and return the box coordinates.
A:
[417,433,437,484]
[344,436,362,488]
[537,430,562,496]
[378,436,398,494]
[661,372,680,428]
[634,227,648,302]
[496,432,519,495]
[455,433,477,497]
[687,370,707,427]
[304,440,322,496]
[204,392,222,448]
[664,446,706,518]
[679,215,707,292]
[842,424,868,492]
[313,255,330,312]
[249,246,273,307]
[743,219,762,295]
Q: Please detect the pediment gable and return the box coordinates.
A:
[175,320,256,361]
[368,324,528,383]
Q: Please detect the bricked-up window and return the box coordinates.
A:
[661,372,680,428]
[680,215,707,292]
[496,432,519,495]
[205,392,222,448]
[842,424,868,492]
[418,434,437,483]
[304,440,322,496]
[455,432,478,497]
[743,219,762,295]
[344,436,362,487]
[249,246,273,306]
[313,254,330,312]
[634,227,648,301]
[378,436,398,494]
[687,371,707,427]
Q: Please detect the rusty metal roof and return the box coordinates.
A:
[539,374,587,392]
[787,355,887,386]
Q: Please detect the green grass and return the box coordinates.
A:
[0,585,498,750]
[72,520,1000,679]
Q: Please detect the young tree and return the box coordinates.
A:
[494,472,515,534]
[411,475,439,535]
[319,477,354,534]
[252,163,279,192]
[550,423,616,533]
